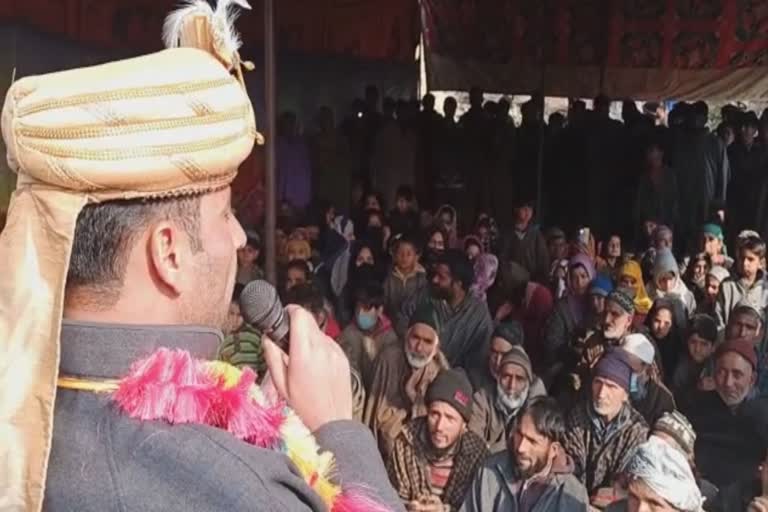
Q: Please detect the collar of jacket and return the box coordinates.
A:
[59,320,222,379]
[392,264,425,282]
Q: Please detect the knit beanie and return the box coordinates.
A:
[426,369,474,422]
[687,314,718,344]
[593,349,632,393]
[589,274,614,297]
[499,346,532,382]
[653,248,678,280]
[492,321,524,346]
[608,288,635,315]
[716,339,757,370]
[409,301,441,335]
[653,411,697,457]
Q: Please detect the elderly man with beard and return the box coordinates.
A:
[680,339,768,511]
[366,302,450,459]
[388,369,488,512]
[563,350,649,507]
[461,397,590,511]
[724,304,768,396]
[470,340,547,452]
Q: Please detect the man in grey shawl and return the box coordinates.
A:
[606,436,704,512]
[401,250,493,383]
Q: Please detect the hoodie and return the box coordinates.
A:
[646,249,697,316]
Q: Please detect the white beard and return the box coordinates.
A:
[497,382,529,412]
[406,349,434,369]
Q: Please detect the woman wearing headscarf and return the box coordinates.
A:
[335,240,384,326]
[618,259,654,327]
[596,234,625,281]
[646,298,687,381]
[682,252,711,307]
[646,249,697,317]
[542,254,596,385]
[469,253,498,303]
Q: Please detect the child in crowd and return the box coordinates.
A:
[646,248,697,316]
[715,236,768,329]
[672,314,718,395]
[383,235,427,322]
[388,185,420,237]
[698,265,730,316]
[337,281,397,388]
[236,229,265,285]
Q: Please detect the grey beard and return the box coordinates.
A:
[496,382,529,414]
[406,349,434,369]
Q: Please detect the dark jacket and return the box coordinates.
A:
[500,225,550,283]
[680,390,767,500]
[45,321,403,511]
[631,378,676,426]
[460,451,589,512]
[562,403,649,495]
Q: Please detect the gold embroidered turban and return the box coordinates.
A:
[0,1,259,509]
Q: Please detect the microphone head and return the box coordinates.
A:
[239,279,289,342]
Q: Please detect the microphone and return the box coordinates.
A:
[239,279,290,353]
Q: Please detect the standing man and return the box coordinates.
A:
[0,4,401,511]
[461,397,590,511]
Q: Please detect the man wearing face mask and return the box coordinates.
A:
[681,339,768,511]
[365,302,450,460]
[338,281,398,388]
[563,350,649,506]
[620,334,676,425]
[461,397,590,511]
[469,344,547,452]
[388,369,488,512]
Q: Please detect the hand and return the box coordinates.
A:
[749,496,768,512]
[406,500,424,512]
[420,496,444,512]
[263,305,353,431]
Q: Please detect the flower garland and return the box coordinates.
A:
[111,348,389,512]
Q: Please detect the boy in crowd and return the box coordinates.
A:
[716,236,768,329]
[384,235,427,324]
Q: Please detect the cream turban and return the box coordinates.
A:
[626,436,704,512]
[0,1,259,510]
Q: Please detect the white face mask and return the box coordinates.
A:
[496,381,529,412]
[406,349,434,369]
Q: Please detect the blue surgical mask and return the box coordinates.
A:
[629,373,647,400]
[356,310,378,331]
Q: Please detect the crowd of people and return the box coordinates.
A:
[224,88,768,511]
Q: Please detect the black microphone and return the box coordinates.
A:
[239,279,290,353]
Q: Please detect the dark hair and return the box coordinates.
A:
[67,196,201,305]
[362,191,385,212]
[395,185,415,203]
[394,234,421,254]
[353,281,385,309]
[284,283,325,316]
[738,236,766,259]
[519,397,565,443]
[464,236,482,252]
[286,259,311,278]
[687,314,718,344]
[730,304,764,327]
[426,225,449,246]
[435,249,474,291]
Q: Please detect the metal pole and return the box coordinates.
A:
[264,0,277,284]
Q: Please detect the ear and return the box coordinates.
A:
[147,220,188,296]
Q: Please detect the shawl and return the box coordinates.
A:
[470,253,499,302]
[387,416,488,510]
[619,260,653,314]
[363,342,449,459]
[566,254,597,326]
